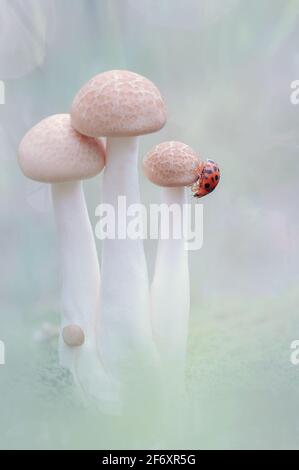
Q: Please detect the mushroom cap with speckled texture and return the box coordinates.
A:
[71,70,167,138]
[18,114,105,183]
[143,141,200,187]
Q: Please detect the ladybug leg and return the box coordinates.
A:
[190,164,204,191]
[191,179,200,193]
[196,163,204,173]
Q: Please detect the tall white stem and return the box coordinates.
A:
[99,137,157,383]
[52,181,120,413]
[52,181,99,339]
[151,187,190,383]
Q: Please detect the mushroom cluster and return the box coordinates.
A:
[18,70,220,412]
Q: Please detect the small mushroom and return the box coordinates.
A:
[18,114,121,412]
[143,141,200,385]
[71,71,167,382]
[62,324,85,347]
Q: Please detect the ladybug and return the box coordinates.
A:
[192,159,220,198]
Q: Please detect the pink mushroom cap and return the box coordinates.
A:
[18,114,105,183]
[143,141,200,187]
[71,70,167,138]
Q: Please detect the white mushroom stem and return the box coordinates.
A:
[151,186,190,384]
[52,181,99,345]
[99,137,157,382]
[52,181,120,413]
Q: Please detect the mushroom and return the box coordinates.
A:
[71,70,167,382]
[62,324,85,347]
[143,141,200,387]
[18,114,120,412]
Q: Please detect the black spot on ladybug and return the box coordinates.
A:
[215,175,219,180]
[205,183,210,189]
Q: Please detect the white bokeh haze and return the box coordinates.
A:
[1,0,299,449]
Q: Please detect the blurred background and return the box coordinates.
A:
[1,0,299,449]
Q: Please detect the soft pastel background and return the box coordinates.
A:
[1,0,299,449]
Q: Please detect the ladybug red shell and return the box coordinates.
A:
[192,159,220,198]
